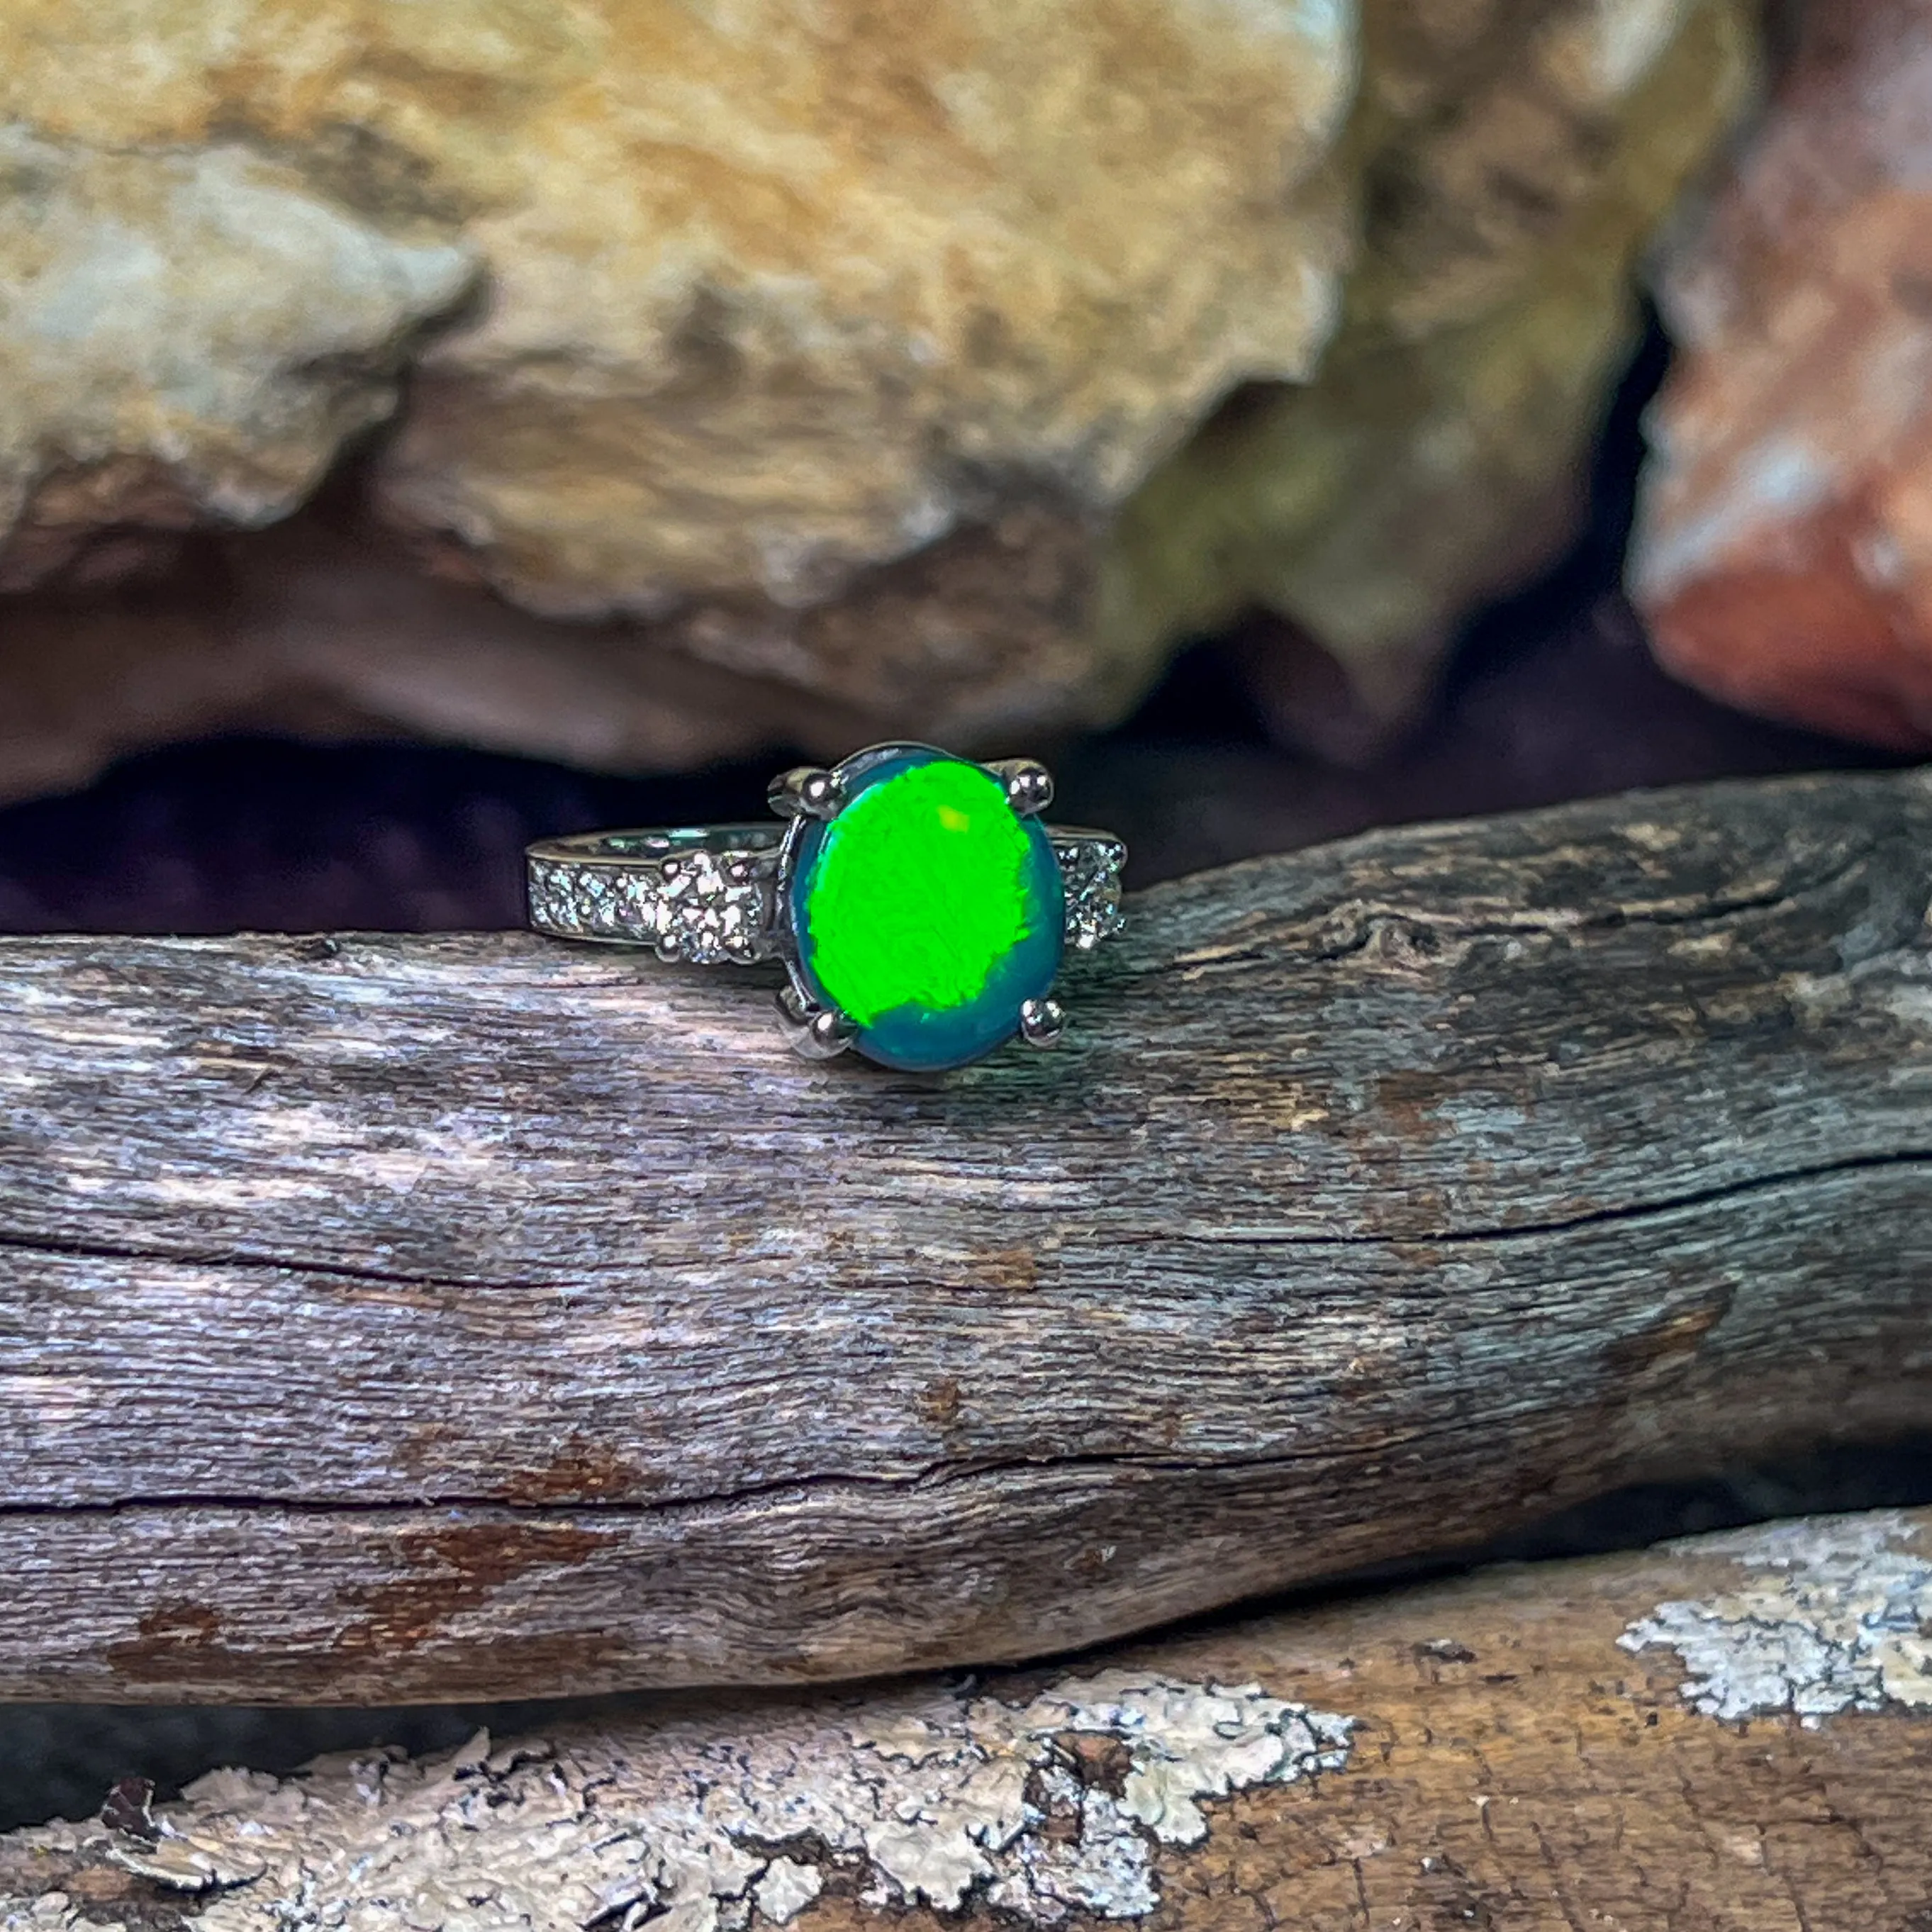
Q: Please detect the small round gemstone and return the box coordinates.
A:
[788,747,1064,1071]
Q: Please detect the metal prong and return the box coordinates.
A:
[1019,996,1066,1049]
[776,986,859,1059]
[769,766,844,821]
[991,759,1054,817]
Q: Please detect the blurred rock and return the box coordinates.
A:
[1632,0,1932,751]
[0,0,1753,798]
[0,519,883,808]
[0,130,476,593]
[1113,0,1758,761]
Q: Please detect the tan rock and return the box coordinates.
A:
[0,125,475,592]
[1107,0,1759,760]
[1630,0,1932,752]
[0,0,1755,797]
[0,0,1352,605]
[374,0,1356,625]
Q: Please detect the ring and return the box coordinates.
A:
[526,742,1127,1071]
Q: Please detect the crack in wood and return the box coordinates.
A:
[0,1227,566,1297]
[1166,1149,1932,1247]
[0,1431,1472,1522]
[1,1149,1926,1287]
[1143,827,1896,973]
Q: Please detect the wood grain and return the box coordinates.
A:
[10,1509,1932,1928]
[2,768,1930,1702]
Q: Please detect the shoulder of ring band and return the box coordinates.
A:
[526,743,1127,1073]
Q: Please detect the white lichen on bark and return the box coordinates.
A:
[3,1669,1351,1932]
[1619,1510,1932,1722]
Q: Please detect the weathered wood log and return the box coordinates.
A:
[2,769,1930,1703]
[9,1509,1932,1929]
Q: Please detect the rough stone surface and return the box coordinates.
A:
[0,0,1351,743]
[0,128,476,593]
[1631,0,1932,751]
[1112,0,1759,759]
[0,0,1757,796]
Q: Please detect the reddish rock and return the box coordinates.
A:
[1632,0,1932,751]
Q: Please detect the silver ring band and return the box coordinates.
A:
[527,822,1127,967]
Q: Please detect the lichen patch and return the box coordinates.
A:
[7,1670,1351,1931]
[1619,1511,1932,1722]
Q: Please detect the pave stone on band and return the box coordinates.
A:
[525,744,1127,1071]
[527,827,788,966]
[526,825,1127,962]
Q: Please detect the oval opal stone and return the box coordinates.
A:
[788,747,1065,1071]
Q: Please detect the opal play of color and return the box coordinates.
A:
[789,747,1064,1070]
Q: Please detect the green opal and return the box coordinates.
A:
[788,747,1064,1071]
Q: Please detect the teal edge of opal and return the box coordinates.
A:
[787,747,1066,1071]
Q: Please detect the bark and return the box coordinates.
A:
[1,768,1929,1702]
[9,1508,1932,1929]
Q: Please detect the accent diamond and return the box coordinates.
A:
[659,852,770,964]
[1056,837,1127,951]
[527,852,774,962]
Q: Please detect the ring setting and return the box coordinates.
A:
[526,743,1127,1071]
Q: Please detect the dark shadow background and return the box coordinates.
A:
[3,322,1927,1827]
